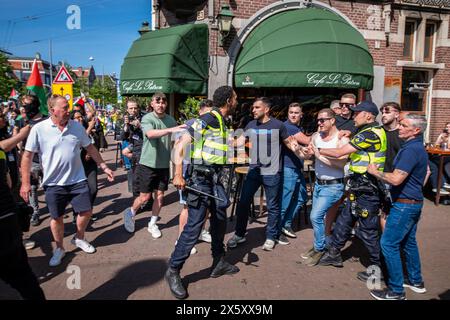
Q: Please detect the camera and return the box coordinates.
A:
[128,115,136,122]
[444,129,449,134]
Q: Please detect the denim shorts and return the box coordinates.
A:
[44,180,92,219]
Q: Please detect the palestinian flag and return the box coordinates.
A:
[9,88,18,99]
[26,59,48,115]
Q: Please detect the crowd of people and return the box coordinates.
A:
[0,85,448,301]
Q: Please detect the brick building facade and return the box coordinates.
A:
[151,0,450,141]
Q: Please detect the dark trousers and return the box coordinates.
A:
[169,174,227,270]
[0,215,45,300]
[429,155,450,189]
[84,161,98,206]
[330,194,381,266]
[235,167,281,240]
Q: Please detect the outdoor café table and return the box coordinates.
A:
[427,147,450,206]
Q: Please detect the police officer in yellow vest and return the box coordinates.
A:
[312,101,387,280]
[165,86,239,299]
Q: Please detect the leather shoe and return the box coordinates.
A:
[210,258,239,278]
[317,246,343,267]
[165,268,187,299]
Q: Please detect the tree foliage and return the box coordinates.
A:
[0,53,19,101]
[178,96,201,124]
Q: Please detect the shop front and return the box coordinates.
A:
[227,6,374,133]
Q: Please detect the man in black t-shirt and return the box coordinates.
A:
[335,93,358,136]
[379,102,403,231]
[227,97,305,252]
[380,102,402,173]
[0,127,45,300]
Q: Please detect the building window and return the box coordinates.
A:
[401,69,429,112]
[21,62,31,69]
[403,20,416,60]
[424,22,436,62]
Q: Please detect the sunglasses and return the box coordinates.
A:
[317,118,332,123]
[339,103,354,108]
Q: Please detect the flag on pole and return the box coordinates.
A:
[26,59,48,115]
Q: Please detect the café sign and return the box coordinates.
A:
[306,73,361,87]
[121,80,164,93]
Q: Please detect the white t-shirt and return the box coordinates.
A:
[313,132,345,180]
[25,118,92,186]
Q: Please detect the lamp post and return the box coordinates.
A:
[217,4,235,47]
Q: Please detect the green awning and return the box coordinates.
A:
[234,8,374,90]
[120,23,208,95]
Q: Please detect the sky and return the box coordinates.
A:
[0,0,151,77]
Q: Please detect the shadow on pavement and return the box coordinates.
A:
[80,258,166,299]
[182,227,266,288]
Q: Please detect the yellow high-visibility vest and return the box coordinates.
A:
[349,126,387,174]
[191,110,228,165]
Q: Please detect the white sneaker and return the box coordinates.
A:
[123,208,135,233]
[49,247,65,267]
[71,237,96,253]
[175,240,197,254]
[262,239,275,251]
[148,223,162,239]
[432,188,450,195]
[444,183,450,189]
[23,239,36,250]
[198,229,212,243]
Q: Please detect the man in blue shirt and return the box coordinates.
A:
[280,102,308,239]
[367,113,429,300]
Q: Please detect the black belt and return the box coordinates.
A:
[316,177,344,185]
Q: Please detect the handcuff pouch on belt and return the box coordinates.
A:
[185,165,231,209]
[347,174,384,219]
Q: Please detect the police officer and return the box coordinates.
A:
[165,86,239,299]
[313,101,387,280]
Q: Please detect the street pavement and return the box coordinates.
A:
[2,136,450,300]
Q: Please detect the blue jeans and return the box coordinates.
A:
[280,167,307,229]
[310,182,344,251]
[235,167,281,241]
[381,202,423,294]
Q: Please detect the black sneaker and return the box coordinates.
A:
[275,234,290,245]
[282,227,297,238]
[210,258,239,278]
[30,213,40,227]
[403,279,427,294]
[370,288,406,300]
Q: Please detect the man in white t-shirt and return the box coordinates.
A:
[20,95,114,267]
[301,108,349,266]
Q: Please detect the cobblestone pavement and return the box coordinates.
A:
[2,138,450,300]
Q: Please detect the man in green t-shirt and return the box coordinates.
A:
[123,92,186,238]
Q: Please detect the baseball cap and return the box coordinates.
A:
[351,101,379,117]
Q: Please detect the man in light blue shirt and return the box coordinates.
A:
[20,95,114,267]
